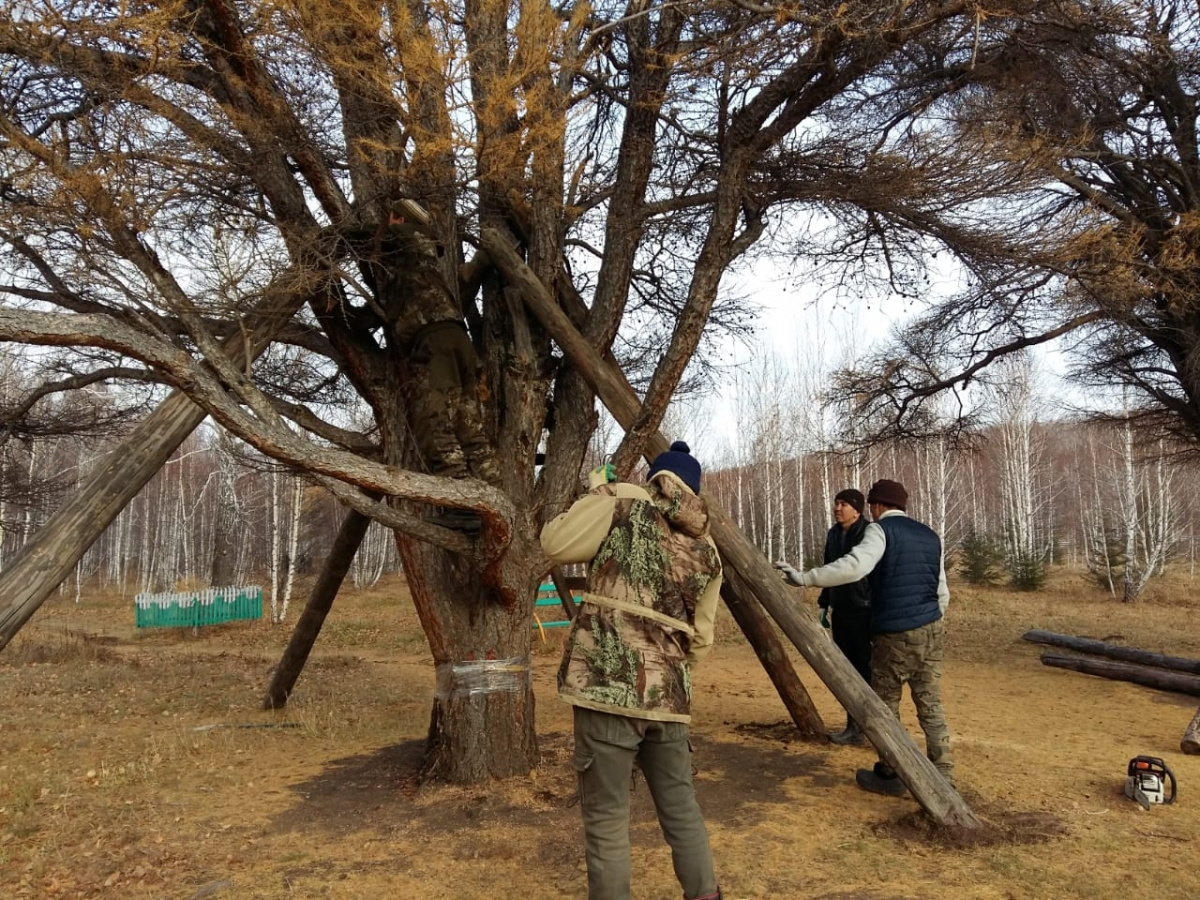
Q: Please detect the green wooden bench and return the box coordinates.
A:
[533,579,584,639]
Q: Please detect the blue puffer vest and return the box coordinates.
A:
[868,515,943,635]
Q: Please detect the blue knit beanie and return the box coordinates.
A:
[648,441,702,494]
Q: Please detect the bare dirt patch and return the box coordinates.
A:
[3,573,1199,899]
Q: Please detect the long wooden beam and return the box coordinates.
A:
[1041,653,1200,696]
[483,227,981,828]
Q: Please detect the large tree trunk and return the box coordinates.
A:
[401,532,537,782]
[0,290,309,650]
[264,508,373,709]
[1022,630,1200,674]
[1041,653,1200,696]
[494,230,982,827]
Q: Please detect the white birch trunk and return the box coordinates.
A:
[275,476,303,624]
[1121,420,1138,602]
[269,468,282,623]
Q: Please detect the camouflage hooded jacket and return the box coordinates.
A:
[539,471,723,723]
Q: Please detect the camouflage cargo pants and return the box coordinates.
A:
[572,707,719,900]
[407,322,500,484]
[871,617,954,779]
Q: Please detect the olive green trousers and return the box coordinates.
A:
[572,706,719,900]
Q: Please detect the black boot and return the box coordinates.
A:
[855,761,908,797]
[828,717,865,746]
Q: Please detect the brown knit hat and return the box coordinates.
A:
[867,479,908,511]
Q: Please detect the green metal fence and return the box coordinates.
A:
[134,585,263,629]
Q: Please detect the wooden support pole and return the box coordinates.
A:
[264,508,373,709]
[0,287,312,650]
[721,565,825,736]
[1182,708,1200,755]
[548,568,578,622]
[484,227,980,827]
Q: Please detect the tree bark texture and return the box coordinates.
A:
[1041,653,1200,697]
[490,229,981,827]
[264,508,373,710]
[1022,630,1200,675]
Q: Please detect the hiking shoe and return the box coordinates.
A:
[855,765,908,797]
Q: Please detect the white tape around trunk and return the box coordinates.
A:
[434,656,531,700]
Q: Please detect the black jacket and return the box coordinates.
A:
[817,516,871,612]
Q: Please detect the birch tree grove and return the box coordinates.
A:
[993,355,1050,589]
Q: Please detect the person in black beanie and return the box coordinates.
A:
[814,488,872,746]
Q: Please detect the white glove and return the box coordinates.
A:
[773,560,804,587]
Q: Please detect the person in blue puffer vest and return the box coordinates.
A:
[774,478,954,797]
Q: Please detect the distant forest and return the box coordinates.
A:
[5,386,1193,608]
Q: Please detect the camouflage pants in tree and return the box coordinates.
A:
[871,617,954,779]
[407,322,500,484]
[571,707,719,900]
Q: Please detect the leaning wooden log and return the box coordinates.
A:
[264,508,373,709]
[1023,630,1200,675]
[1041,653,1200,697]
[489,227,980,828]
[1183,708,1200,755]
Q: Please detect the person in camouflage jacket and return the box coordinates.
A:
[540,441,725,900]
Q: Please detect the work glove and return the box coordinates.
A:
[588,463,617,489]
[773,560,804,587]
[819,607,830,629]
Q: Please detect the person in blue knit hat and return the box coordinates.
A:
[540,438,726,900]
[648,440,703,494]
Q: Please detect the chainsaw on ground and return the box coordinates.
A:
[1124,755,1177,809]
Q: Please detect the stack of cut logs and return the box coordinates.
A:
[1022,629,1200,755]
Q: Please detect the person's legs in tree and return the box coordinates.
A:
[573,708,641,900]
[409,333,469,478]
[437,325,500,485]
[636,720,720,900]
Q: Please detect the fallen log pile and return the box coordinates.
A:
[1039,653,1200,696]
[1022,629,1200,674]
[1022,629,1200,755]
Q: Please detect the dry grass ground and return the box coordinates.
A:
[2,568,1199,899]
